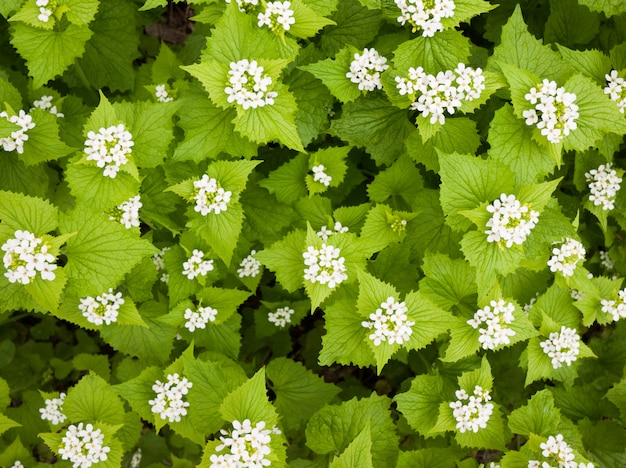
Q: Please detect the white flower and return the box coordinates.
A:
[155,84,174,103]
[395,63,484,124]
[467,299,516,350]
[9,462,24,468]
[0,109,36,154]
[361,296,415,346]
[346,48,389,92]
[57,422,111,468]
[449,385,494,433]
[312,164,332,187]
[2,230,57,284]
[32,94,64,117]
[152,246,170,271]
[394,0,455,36]
[39,392,67,425]
[539,434,579,467]
[570,289,584,301]
[182,249,214,280]
[539,326,581,369]
[184,306,218,331]
[78,289,125,326]
[225,0,259,13]
[193,174,232,216]
[148,373,193,423]
[84,123,134,179]
[601,288,626,322]
[605,69,626,113]
[585,163,622,211]
[258,1,295,32]
[224,59,278,110]
[523,79,579,143]
[268,306,294,328]
[485,193,539,248]
[108,195,142,228]
[130,449,142,468]
[547,238,586,277]
[302,243,348,289]
[316,221,348,240]
[599,250,614,270]
[237,250,261,278]
[38,5,52,22]
[211,419,280,468]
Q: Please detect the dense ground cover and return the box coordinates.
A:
[1,0,626,466]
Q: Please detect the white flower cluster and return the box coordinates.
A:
[193,174,232,216]
[39,392,67,425]
[523,79,579,144]
[361,296,415,346]
[182,249,214,280]
[130,449,142,468]
[155,84,174,103]
[152,246,170,283]
[33,95,64,117]
[184,306,218,332]
[346,48,389,92]
[58,423,111,468]
[149,373,193,423]
[312,164,332,187]
[604,70,626,113]
[540,326,581,369]
[302,243,348,288]
[316,221,349,241]
[0,109,35,154]
[268,306,294,328]
[395,63,485,124]
[585,163,622,211]
[9,462,24,468]
[449,386,494,433]
[224,59,277,110]
[237,250,261,278]
[2,230,57,285]
[394,0,455,36]
[84,124,134,178]
[601,288,626,322]
[599,250,614,270]
[108,195,142,229]
[36,0,53,22]
[528,434,595,468]
[258,1,295,32]
[78,289,125,326]
[485,193,539,248]
[467,299,516,350]
[210,419,281,467]
[528,461,593,468]
[570,289,584,301]
[225,0,259,13]
[547,238,586,277]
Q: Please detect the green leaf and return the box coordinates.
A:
[256,229,306,293]
[320,0,381,56]
[488,104,556,184]
[606,375,626,421]
[73,353,111,381]
[113,365,163,424]
[360,204,417,252]
[0,413,20,436]
[306,146,350,195]
[507,389,562,437]
[10,22,93,88]
[60,207,157,296]
[64,373,125,425]
[59,0,100,25]
[306,394,398,468]
[267,357,340,434]
[70,0,140,92]
[259,153,309,205]
[490,5,572,83]
[23,266,66,312]
[220,368,279,426]
[439,152,516,232]
[576,0,626,17]
[301,46,363,103]
[329,95,414,166]
[419,252,477,313]
[558,46,612,86]
[395,374,445,437]
[544,0,600,47]
[367,154,423,206]
[329,423,373,468]
[392,29,471,74]
[0,190,57,234]
[289,0,336,39]
[579,419,626,468]
[20,109,74,166]
[397,448,461,468]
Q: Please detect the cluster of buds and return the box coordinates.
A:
[449,386,494,433]
[78,289,125,326]
[84,124,134,178]
[523,79,579,144]
[2,230,57,285]
[547,238,586,277]
[394,0,455,36]
[585,163,622,211]
[485,193,539,248]
[302,243,348,289]
[467,299,516,350]
[539,326,581,369]
[395,63,485,124]
[0,109,35,154]
[224,59,277,110]
[148,373,193,423]
[193,174,232,216]
[257,1,296,32]
[361,296,415,346]
[346,48,389,92]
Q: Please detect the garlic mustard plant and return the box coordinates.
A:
[600,288,626,322]
[39,392,67,425]
[268,306,294,327]
[57,423,111,468]
[449,386,494,433]
[210,419,280,467]
[345,48,389,92]
[394,0,455,36]
[485,194,539,248]
[155,84,174,103]
[149,373,193,423]
[1,230,57,284]
[523,80,579,143]
[604,70,626,113]
[585,163,622,211]
[183,305,218,331]
[311,164,332,186]
[237,250,261,278]
[84,124,134,178]
[257,1,296,32]
[182,249,214,280]
[361,296,415,346]
[224,59,277,110]
[316,221,348,241]
[467,299,516,350]
[108,195,142,229]
[78,289,125,326]
[302,243,347,288]
[193,174,232,215]
[547,238,586,277]
[0,110,35,154]
[540,326,581,369]
[32,95,63,117]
